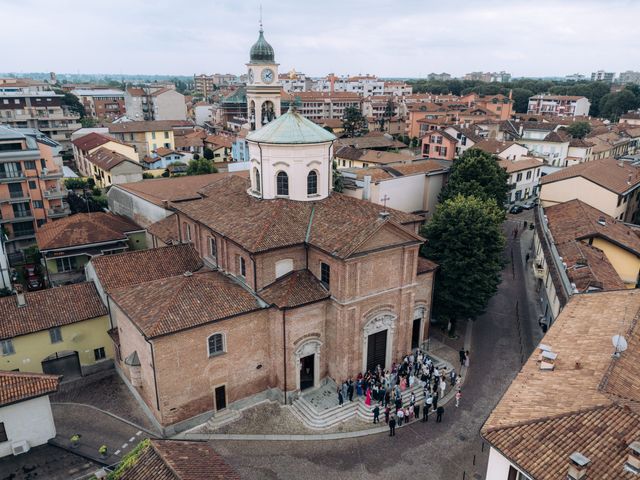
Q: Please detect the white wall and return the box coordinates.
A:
[154,90,187,121]
[195,105,214,126]
[0,238,11,290]
[0,396,56,458]
[107,186,170,228]
[486,447,514,480]
[376,175,425,213]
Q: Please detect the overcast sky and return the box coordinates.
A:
[2,0,639,78]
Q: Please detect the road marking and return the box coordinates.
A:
[114,450,121,456]
[122,443,128,449]
[136,431,142,436]
[129,437,135,442]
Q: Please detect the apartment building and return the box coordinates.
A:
[70,89,125,120]
[591,70,615,82]
[619,70,640,85]
[279,71,312,93]
[463,71,511,82]
[124,86,187,121]
[0,126,69,254]
[193,75,216,99]
[527,94,591,117]
[72,132,138,177]
[108,120,193,159]
[0,85,81,150]
[282,92,362,121]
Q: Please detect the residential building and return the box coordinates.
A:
[442,125,484,157]
[459,93,514,121]
[108,120,193,159]
[475,139,529,161]
[620,112,640,126]
[0,85,81,149]
[0,371,60,458]
[566,137,594,165]
[421,130,457,160]
[427,73,452,81]
[591,70,615,82]
[194,103,214,126]
[463,71,511,82]
[335,146,417,169]
[565,73,587,81]
[85,148,143,188]
[36,212,145,285]
[107,172,247,227]
[482,289,640,480]
[527,94,591,117]
[341,160,450,216]
[124,87,187,121]
[204,134,233,162]
[279,70,312,93]
[383,82,413,96]
[0,126,69,255]
[0,235,10,290]
[0,284,111,377]
[501,157,543,203]
[109,439,240,479]
[539,157,640,222]
[193,74,216,98]
[519,127,571,167]
[619,70,640,85]
[141,147,186,171]
[313,74,387,96]
[282,92,362,121]
[70,89,125,120]
[71,132,138,177]
[336,132,407,151]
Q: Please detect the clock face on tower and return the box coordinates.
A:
[261,68,274,84]
[248,68,254,84]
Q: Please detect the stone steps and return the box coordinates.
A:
[204,408,241,430]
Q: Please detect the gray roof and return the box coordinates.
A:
[249,28,275,63]
[246,110,336,144]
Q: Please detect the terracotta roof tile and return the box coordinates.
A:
[36,212,142,251]
[147,214,179,245]
[0,282,107,340]
[540,157,640,194]
[0,371,60,407]
[204,134,234,149]
[116,439,239,480]
[174,176,423,259]
[499,157,543,174]
[474,139,521,155]
[71,132,119,151]
[259,270,330,308]
[417,257,438,274]
[557,241,625,292]
[110,270,264,338]
[87,147,140,171]
[109,120,194,134]
[90,244,203,293]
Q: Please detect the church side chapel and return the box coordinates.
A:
[101,26,437,434]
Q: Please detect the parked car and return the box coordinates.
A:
[509,205,524,214]
[522,202,535,210]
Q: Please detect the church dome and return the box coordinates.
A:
[246,109,337,144]
[249,28,275,63]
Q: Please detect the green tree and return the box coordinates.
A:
[599,89,640,121]
[440,148,509,208]
[510,88,534,113]
[186,157,217,176]
[55,91,85,117]
[421,195,505,332]
[410,136,419,148]
[342,106,368,137]
[566,121,591,139]
[80,117,97,128]
[203,147,214,160]
[332,160,344,192]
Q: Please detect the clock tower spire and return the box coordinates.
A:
[246,21,281,131]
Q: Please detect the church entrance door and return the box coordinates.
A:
[300,354,315,391]
[411,318,421,350]
[366,330,387,372]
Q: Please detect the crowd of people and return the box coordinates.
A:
[336,347,469,437]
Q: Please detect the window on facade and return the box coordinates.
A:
[28,180,36,189]
[151,132,156,139]
[184,223,191,241]
[526,171,532,180]
[321,262,330,287]
[0,423,7,442]
[49,327,63,343]
[307,170,318,196]
[209,237,217,258]
[24,161,36,170]
[56,256,77,272]
[40,159,46,169]
[239,257,246,278]
[0,339,14,356]
[164,131,169,139]
[33,200,43,209]
[516,173,523,182]
[254,168,261,193]
[94,347,106,361]
[207,333,224,357]
[276,171,289,196]
[441,147,447,157]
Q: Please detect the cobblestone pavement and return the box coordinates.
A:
[51,369,157,433]
[211,221,533,480]
[0,445,100,480]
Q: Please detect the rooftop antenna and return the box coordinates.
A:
[612,304,630,358]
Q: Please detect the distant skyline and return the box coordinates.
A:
[2,0,639,78]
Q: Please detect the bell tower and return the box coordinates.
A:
[246,22,281,130]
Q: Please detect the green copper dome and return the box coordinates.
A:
[247,109,337,144]
[250,28,275,63]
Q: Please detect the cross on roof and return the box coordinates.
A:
[381,194,390,210]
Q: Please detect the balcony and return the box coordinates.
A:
[0,211,34,224]
[39,169,64,180]
[4,230,36,242]
[0,171,26,183]
[47,205,71,218]
[0,191,30,204]
[43,187,68,200]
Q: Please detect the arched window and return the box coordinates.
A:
[254,168,261,193]
[208,333,225,357]
[276,171,289,196]
[307,170,318,196]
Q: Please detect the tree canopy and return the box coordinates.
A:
[599,87,640,121]
[186,157,217,176]
[421,195,505,327]
[565,121,591,139]
[440,148,509,208]
[342,106,368,137]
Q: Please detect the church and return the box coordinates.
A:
[93,27,437,434]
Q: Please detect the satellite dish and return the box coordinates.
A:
[612,335,628,353]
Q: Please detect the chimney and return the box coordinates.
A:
[363,175,371,201]
[379,211,391,220]
[624,441,640,474]
[567,452,590,480]
[15,291,26,308]
[628,173,633,185]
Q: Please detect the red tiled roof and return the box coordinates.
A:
[174,176,423,259]
[87,147,140,171]
[0,283,107,340]
[36,212,142,251]
[0,371,60,407]
[110,270,264,338]
[71,132,120,151]
[556,241,625,292]
[498,157,543,174]
[474,139,522,155]
[109,120,194,134]
[259,270,330,309]
[116,439,240,480]
[204,135,233,149]
[417,257,438,274]
[147,214,179,245]
[90,244,203,294]
[539,157,640,194]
